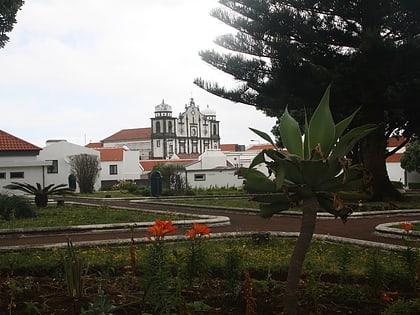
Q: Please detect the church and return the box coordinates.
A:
[99,98,220,160]
[151,98,220,159]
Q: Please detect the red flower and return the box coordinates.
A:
[380,291,398,302]
[185,223,211,239]
[146,220,176,240]
[401,222,414,232]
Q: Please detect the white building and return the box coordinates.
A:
[0,130,50,193]
[38,140,101,192]
[151,98,220,159]
[94,146,141,189]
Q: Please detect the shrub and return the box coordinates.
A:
[408,182,420,189]
[0,194,36,220]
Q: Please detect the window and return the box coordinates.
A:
[156,121,161,133]
[109,165,118,175]
[0,172,5,179]
[157,140,161,147]
[10,172,24,179]
[47,160,58,173]
[194,174,206,181]
[192,140,198,153]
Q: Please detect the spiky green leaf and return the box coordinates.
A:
[259,202,291,218]
[249,127,276,147]
[279,107,303,157]
[334,107,361,141]
[330,124,377,161]
[308,85,336,154]
[239,168,277,193]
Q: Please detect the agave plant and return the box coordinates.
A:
[3,182,73,208]
[239,85,376,314]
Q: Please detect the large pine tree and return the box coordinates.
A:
[195,0,420,201]
[0,0,24,48]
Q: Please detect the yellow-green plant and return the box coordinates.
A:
[239,85,376,314]
[62,239,83,299]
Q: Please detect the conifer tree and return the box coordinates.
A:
[195,0,420,201]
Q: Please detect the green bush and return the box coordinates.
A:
[391,181,404,189]
[408,182,420,189]
[0,194,36,220]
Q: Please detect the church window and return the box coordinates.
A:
[179,141,186,154]
[156,121,161,133]
[213,124,217,135]
[192,140,198,153]
[157,140,161,147]
[168,121,173,133]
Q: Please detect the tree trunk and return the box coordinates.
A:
[35,194,48,208]
[283,196,318,314]
[361,125,403,201]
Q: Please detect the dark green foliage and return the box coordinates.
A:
[408,182,420,189]
[223,246,244,297]
[0,0,24,48]
[152,164,186,191]
[3,182,73,207]
[401,140,420,173]
[0,194,35,220]
[196,0,420,200]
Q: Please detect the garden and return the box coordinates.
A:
[0,195,419,314]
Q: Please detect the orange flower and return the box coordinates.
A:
[185,223,211,239]
[380,291,398,302]
[401,222,414,232]
[146,220,176,240]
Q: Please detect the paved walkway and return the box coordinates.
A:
[0,198,419,250]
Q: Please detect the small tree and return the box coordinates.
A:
[3,182,73,207]
[239,86,375,314]
[69,154,100,193]
[152,164,186,191]
[400,141,420,173]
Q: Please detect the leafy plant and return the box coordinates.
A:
[3,182,73,208]
[239,85,376,314]
[0,194,36,220]
[62,239,84,299]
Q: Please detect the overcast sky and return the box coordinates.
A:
[1,0,277,148]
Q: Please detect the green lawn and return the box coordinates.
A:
[0,205,191,229]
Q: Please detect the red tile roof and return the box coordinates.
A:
[0,130,41,151]
[102,128,151,142]
[85,142,103,148]
[388,136,407,148]
[220,144,239,151]
[386,152,403,163]
[95,147,124,161]
[247,144,275,151]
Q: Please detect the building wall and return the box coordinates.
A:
[0,163,47,194]
[103,140,151,160]
[185,169,243,189]
[100,150,140,182]
[38,141,101,192]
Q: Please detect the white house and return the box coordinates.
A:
[183,150,243,189]
[94,146,141,188]
[38,140,101,192]
[0,130,50,193]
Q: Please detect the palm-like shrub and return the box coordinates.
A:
[239,86,376,314]
[3,182,73,208]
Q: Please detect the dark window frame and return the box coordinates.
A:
[109,164,118,175]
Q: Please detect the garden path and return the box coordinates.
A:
[0,197,419,249]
